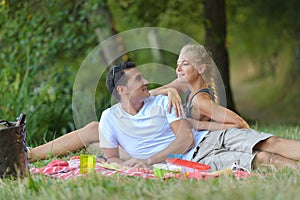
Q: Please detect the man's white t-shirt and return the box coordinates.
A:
[99,95,208,160]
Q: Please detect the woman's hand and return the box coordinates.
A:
[167,88,184,118]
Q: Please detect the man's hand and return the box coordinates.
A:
[123,158,150,168]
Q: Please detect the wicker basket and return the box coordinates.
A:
[0,120,28,178]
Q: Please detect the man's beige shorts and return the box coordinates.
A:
[192,128,273,172]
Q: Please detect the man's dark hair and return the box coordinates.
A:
[106,62,136,101]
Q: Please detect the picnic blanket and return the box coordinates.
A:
[30,156,253,180]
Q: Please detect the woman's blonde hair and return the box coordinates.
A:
[180,44,219,104]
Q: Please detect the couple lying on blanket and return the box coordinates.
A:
[29,44,300,173]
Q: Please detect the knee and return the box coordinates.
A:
[255,151,271,163]
[253,151,272,168]
[79,121,99,143]
[265,136,281,145]
[80,121,99,138]
[86,121,99,131]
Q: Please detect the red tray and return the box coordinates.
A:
[166,158,211,171]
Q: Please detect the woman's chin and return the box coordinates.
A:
[177,77,187,83]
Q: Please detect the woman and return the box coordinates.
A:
[150,44,249,131]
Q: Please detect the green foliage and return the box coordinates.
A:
[0,0,107,145]
[0,0,97,67]
[227,0,300,123]
[227,0,299,74]
[108,0,167,29]
[158,0,205,42]
[109,0,204,42]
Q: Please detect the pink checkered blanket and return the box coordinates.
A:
[30,156,253,180]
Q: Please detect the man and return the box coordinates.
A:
[99,62,209,168]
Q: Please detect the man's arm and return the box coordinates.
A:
[148,119,194,164]
[123,119,195,168]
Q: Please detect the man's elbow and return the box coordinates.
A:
[184,131,195,151]
[190,133,195,148]
[172,119,195,152]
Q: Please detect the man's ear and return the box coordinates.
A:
[197,64,207,74]
[116,85,127,96]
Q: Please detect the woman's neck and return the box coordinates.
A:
[188,78,208,93]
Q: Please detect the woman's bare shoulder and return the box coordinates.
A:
[193,92,212,105]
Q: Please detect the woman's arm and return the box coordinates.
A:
[190,96,250,130]
[187,118,249,131]
[149,79,186,96]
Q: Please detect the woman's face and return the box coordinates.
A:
[176,52,199,83]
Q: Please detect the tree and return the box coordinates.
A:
[203,0,236,111]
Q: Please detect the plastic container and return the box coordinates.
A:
[167,154,183,159]
[152,163,181,177]
[166,158,211,176]
[80,154,96,174]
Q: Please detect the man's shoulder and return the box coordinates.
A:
[146,95,168,105]
[144,95,174,117]
[101,103,120,117]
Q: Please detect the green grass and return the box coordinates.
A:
[2,168,300,200]
[2,124,300,200]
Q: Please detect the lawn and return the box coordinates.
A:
[1,124,300,200]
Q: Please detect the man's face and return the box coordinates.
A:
[123,68,150,102]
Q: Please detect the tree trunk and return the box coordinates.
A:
[203,0,236,111]
[89,0,127,66]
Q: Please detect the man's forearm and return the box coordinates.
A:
[147,120,195,165]
[149,87,169,96]
[102,147,124,165]
[106,157,123,165]
[147,135,194,165]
